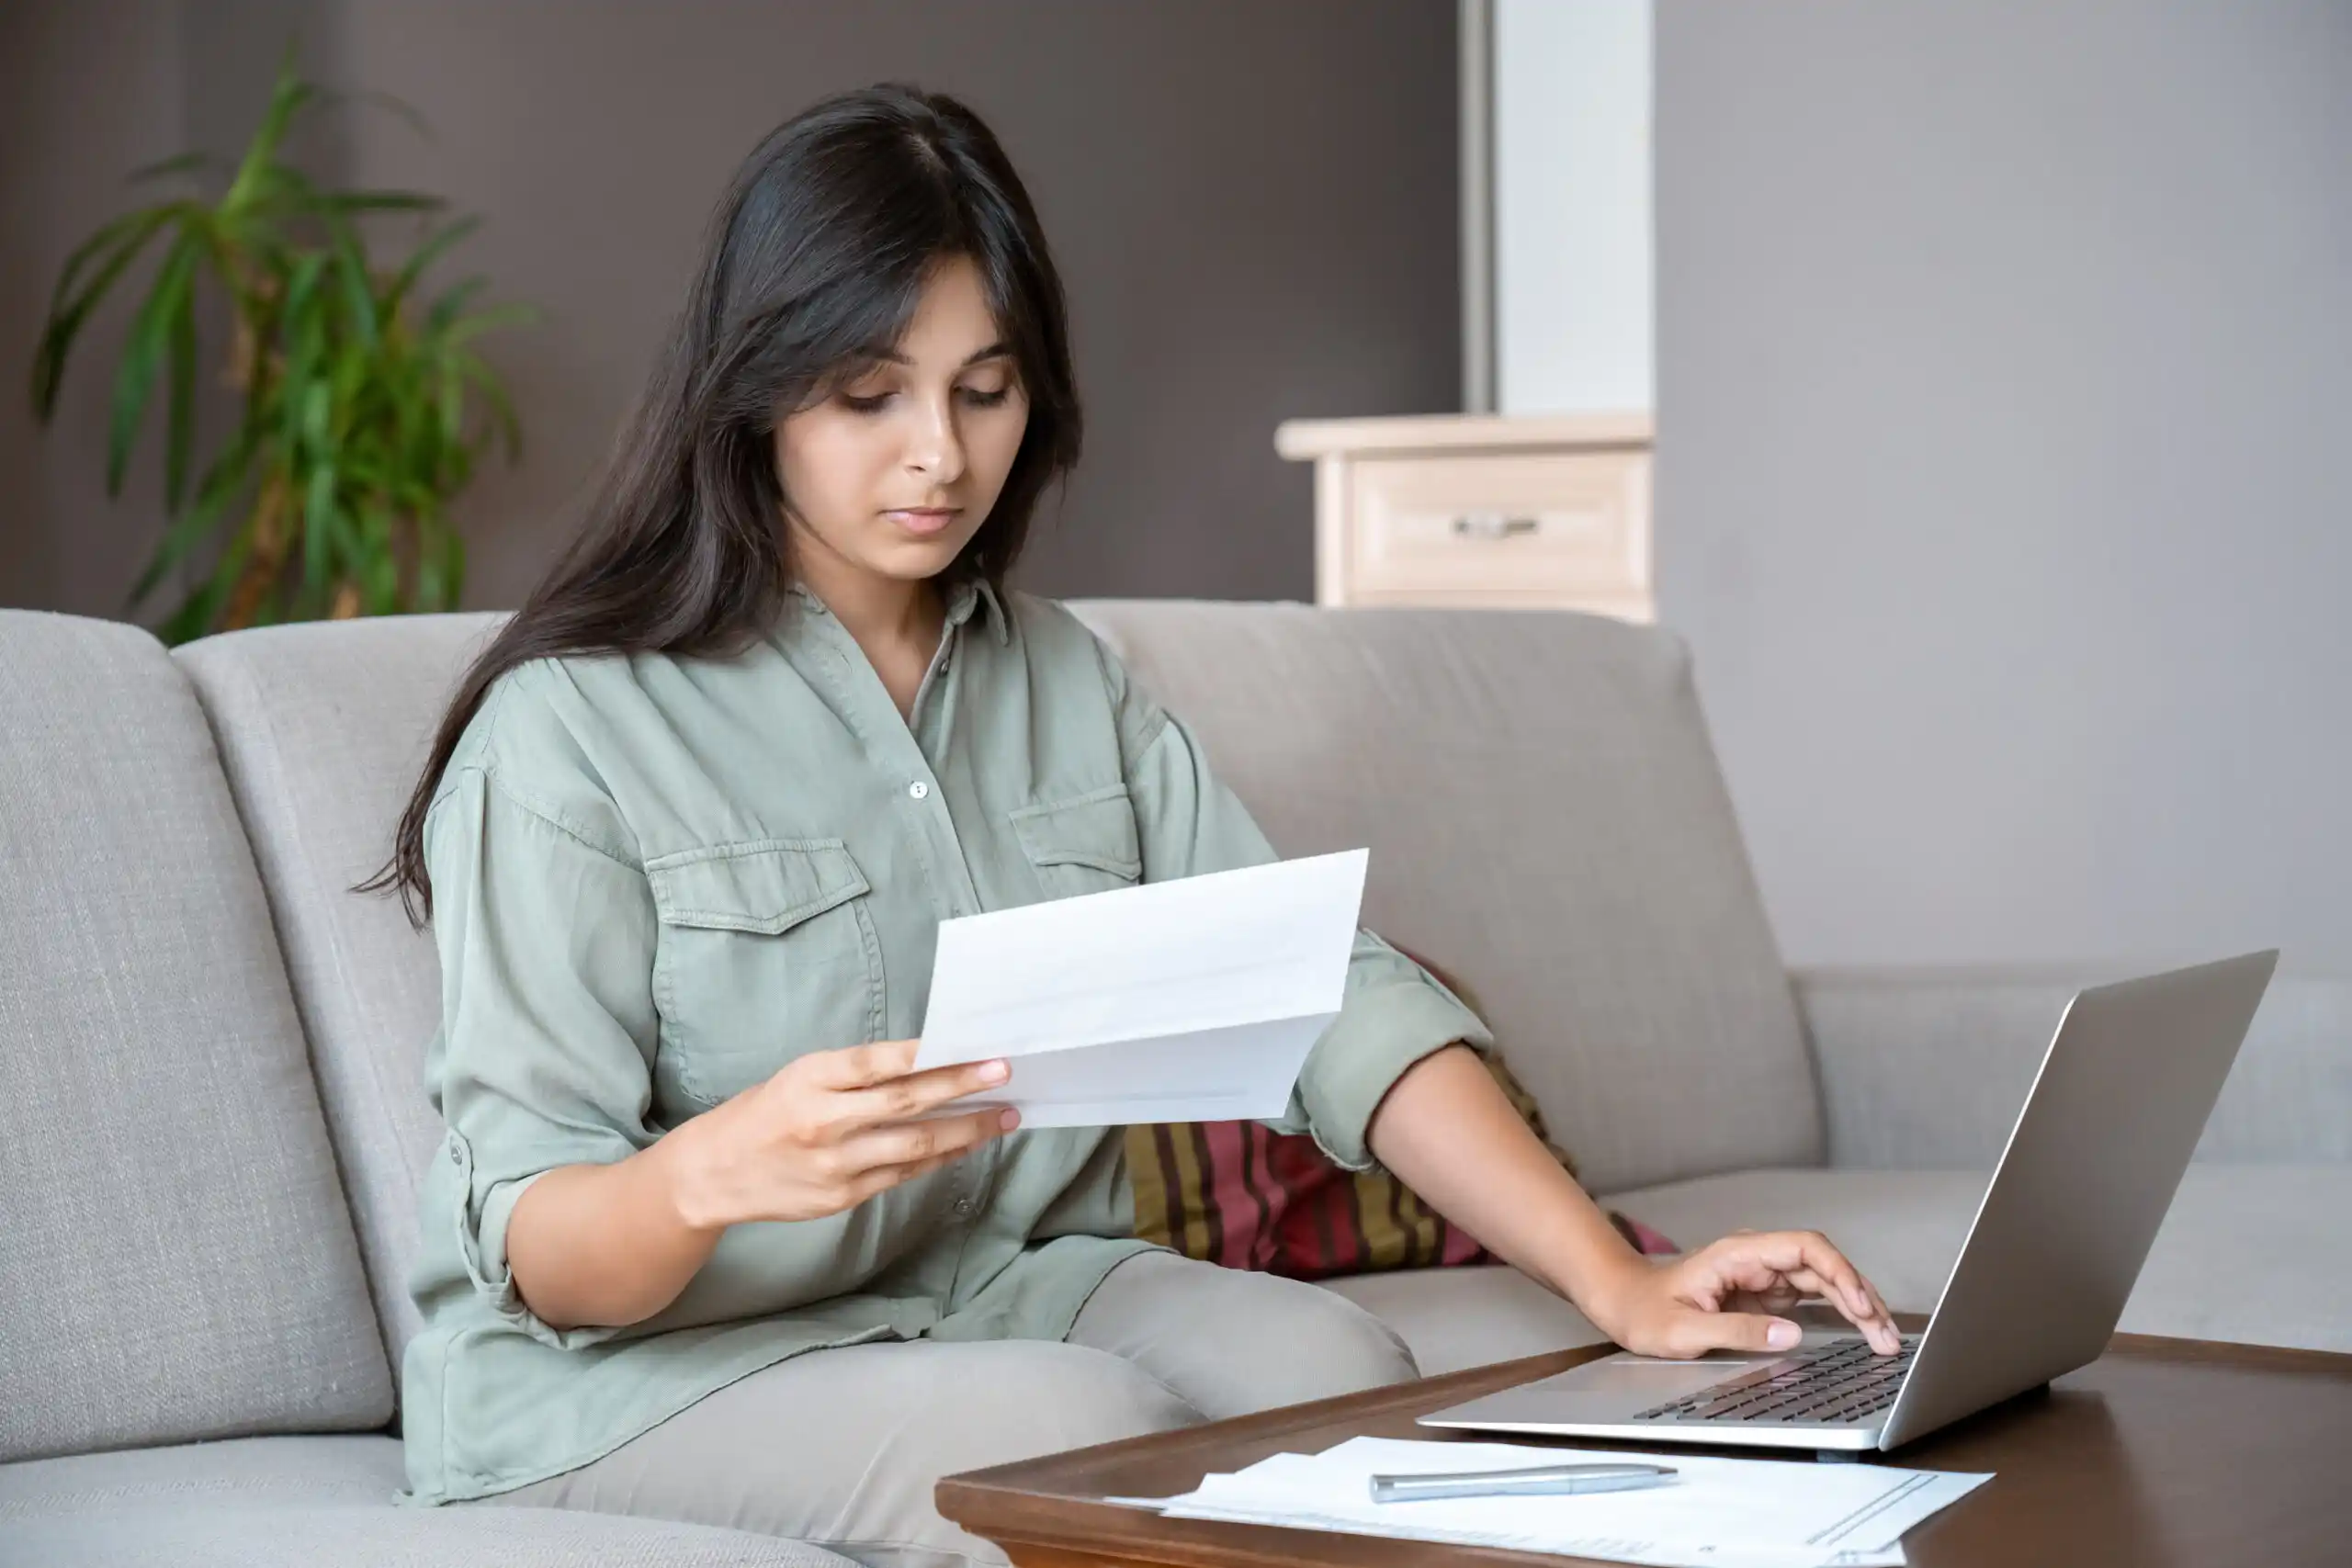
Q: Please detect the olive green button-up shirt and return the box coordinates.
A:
[395,579,1492,1506]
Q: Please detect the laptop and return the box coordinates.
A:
[1419,949,2278,1456]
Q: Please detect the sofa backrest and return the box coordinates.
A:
[0,611,393,1462]
[175,612,509,1363]
[173,599,1825,1381]
[1069,600,1826,1194]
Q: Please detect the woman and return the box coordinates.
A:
[368,84,1898,1568]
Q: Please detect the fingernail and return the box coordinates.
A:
[981,1059,1009,1083]
[998,1108,1020,1131]
[1768,1319,1801,1349]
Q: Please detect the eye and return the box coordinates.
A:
[839,386,1013,414]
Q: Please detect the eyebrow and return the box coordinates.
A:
[872,340,1012,368]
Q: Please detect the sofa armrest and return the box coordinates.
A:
[1790,964,2352,1169]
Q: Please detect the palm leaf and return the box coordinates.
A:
[250,159,447,222]
[317,85,433,145]
[29,204,180,416]
[164,256,198,510]
[126,151,218,186]
[381,214,479,320]
[43,203,173,320]
[316,190,447,216]
[223,55,315,212]
[424,275,488,337]
[455,350,523,457]
[105,231,200,496]
[129,431,260,607]
[322,210,379,348]
[303,457,340,593]
[441,300,536,347]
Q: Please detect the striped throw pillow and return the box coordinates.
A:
[1125,946,1676,1278]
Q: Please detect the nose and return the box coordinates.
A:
[904,390,967,487]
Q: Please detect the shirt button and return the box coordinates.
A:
[953,1198,973,1217]
[908,780,930,800]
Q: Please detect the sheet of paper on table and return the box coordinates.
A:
[1106,1436,1992,1568]
[911,848,1368,1128]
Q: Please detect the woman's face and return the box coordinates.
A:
[773,253,1030,597]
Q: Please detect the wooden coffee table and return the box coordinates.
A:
[938,1320,2352,1566]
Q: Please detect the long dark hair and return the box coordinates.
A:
[356,83,1083,927]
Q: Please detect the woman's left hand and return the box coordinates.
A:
[1591,1229,1903,1359]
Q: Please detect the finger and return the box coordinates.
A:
[1784,1246,1899,1353]
[1855,1278,1904,1355]
[805,1037,922,1090]
[1724,1282,1804,1316]
[1674,1250,1813,1313]
[1757,1268,1900,1354]
[1744,1264,1844,1305]
[1692,1232,1904,1355]
[1750,1266,1899,1355]
[1766,1249,1897,1353]
[1738,1232,1880,1334]
[843,1141,981,1206]
[1866,1278,1897,1332]
[837,1106,1018,1176]
[1662,1306,1804,1359]
[830,1057,1012,1131]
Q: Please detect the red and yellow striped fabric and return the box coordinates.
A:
[1125,947,1676,1280]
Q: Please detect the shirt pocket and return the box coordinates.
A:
[643,838,888,1110]
[1009,782,1145,900]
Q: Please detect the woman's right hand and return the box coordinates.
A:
[663,1038,1017,1233]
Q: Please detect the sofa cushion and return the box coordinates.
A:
[1317,1265,1607,1376]
[1608,1163,2352,1353]
[1067,600,1824,1193]
[0,1435,855,1567]
[1794,966,2352,1168]
[0,611,393,1462]
[176,613,512,1361]
[1335,1162,2351,1379]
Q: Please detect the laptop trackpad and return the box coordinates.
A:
[1560,1352,1769,1402]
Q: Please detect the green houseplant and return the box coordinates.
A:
[28,54,531,643]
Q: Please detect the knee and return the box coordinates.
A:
[1010,1346,1204,1450]
[1283,1286,1421,1389]
[1210,1278,1419,1410]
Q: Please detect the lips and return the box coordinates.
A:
[885,507,960,536]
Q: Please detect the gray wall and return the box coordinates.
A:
[1657,1,2352,970]
[2,0,1458,617]
[0,2,186,618]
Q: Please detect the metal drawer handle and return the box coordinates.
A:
[1451,513,1540,539]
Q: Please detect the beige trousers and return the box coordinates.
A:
[469,1250,1420,1568]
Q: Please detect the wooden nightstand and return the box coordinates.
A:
[1274,412,1654,620]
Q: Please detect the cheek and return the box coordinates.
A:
[778,416,888,518]
[977,403,1030,482]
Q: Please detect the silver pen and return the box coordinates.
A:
[1368,1461,1677,1504]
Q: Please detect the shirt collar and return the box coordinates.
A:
[789,575,1009,645]
[945,575,1012,645]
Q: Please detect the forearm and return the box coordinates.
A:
[503,1127,721,1331]
[1365,1043,1647,1321]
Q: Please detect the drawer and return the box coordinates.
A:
[1343,449,1650,604]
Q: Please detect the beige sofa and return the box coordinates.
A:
[3,600,2344,1566]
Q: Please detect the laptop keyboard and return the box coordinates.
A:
[1634,1337,1917,1426]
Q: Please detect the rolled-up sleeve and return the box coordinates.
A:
[422,762,662,1348]
[1101,641,1494,1172]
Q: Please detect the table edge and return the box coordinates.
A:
[935,1327,2352,1565]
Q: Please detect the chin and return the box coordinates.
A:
[876,528,980,576]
